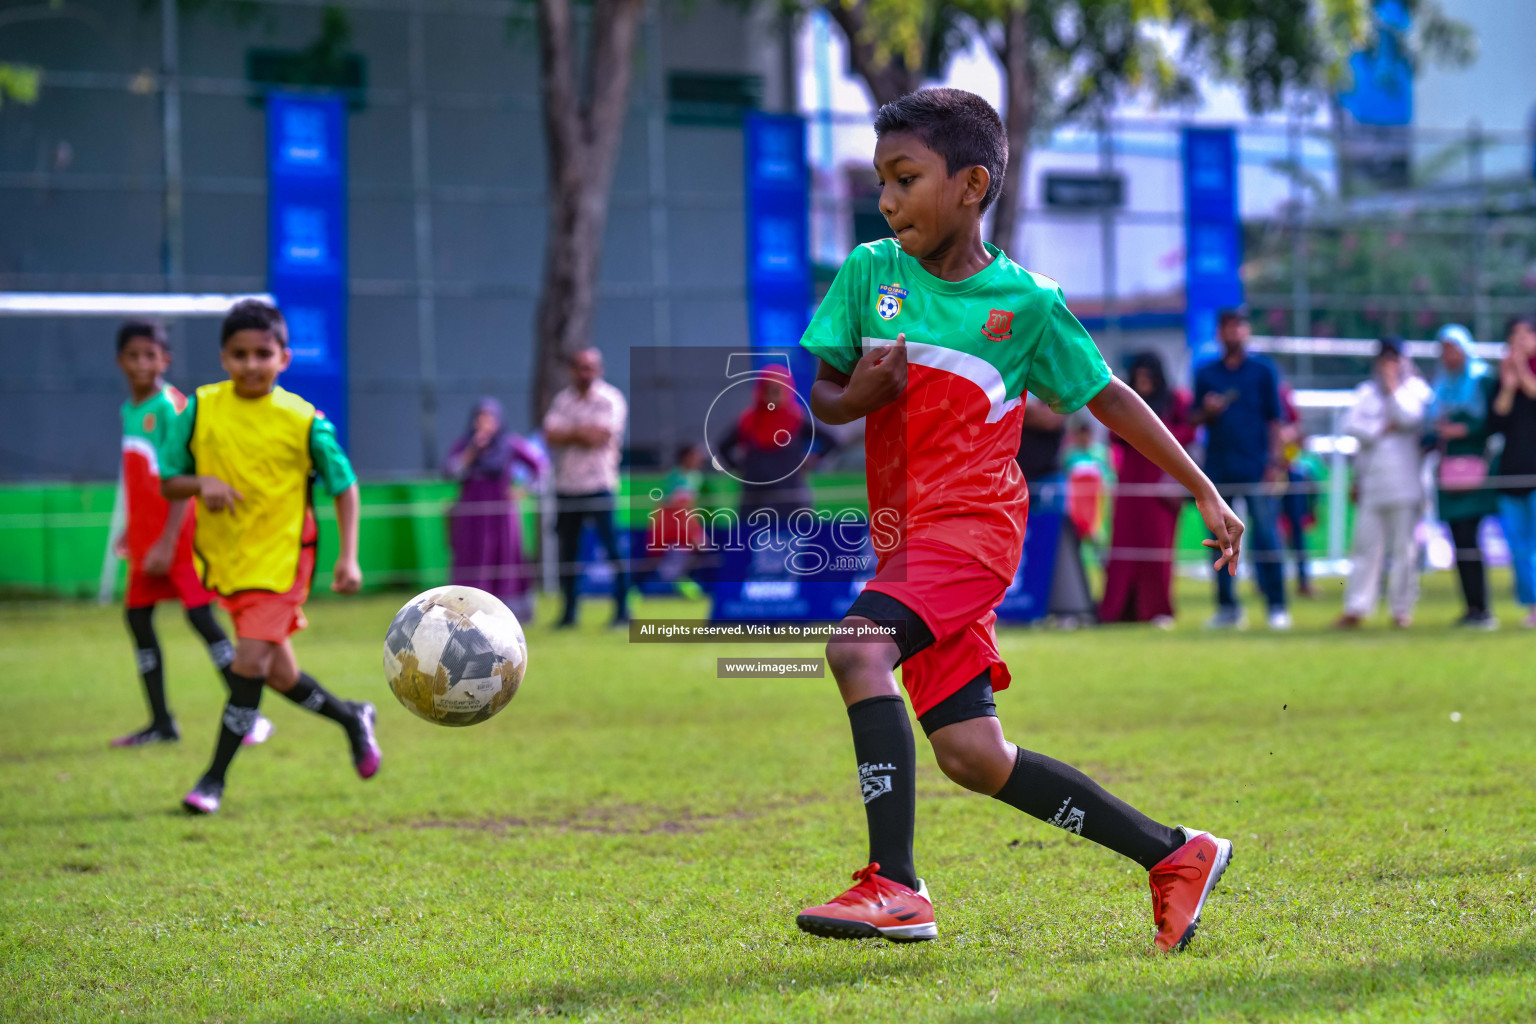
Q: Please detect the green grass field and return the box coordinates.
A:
[3,573,1534,1023]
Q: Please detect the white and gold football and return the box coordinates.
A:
[382,586,527,727]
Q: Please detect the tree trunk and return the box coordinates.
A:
[822,0,921,107]
[989,5,1035,253]
[532,0,644,422]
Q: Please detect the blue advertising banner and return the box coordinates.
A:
[1182,128,1243,367]
[267,92,348,447]
[744,112,816,388]
[1338,1,1413,127]
[995,506,1063,623]
[710,521,875,623]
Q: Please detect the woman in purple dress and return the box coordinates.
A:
[443,398,546,621]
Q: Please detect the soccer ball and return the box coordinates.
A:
[382,586,528,727]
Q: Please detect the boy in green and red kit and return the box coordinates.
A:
[111,320,273,749]
[160,300,380,814]
[795,89,1245,953]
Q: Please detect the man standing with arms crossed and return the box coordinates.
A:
[543,348,630,628]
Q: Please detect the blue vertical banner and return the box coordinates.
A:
[1338,1,1413,127]
[745,112,814,386]
[267,92,348,447]
[1182,127,1243,367]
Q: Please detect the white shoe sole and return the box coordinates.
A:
[877,921,938,941]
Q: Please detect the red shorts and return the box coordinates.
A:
[855,540,1013,718]
[125,559,216,611]
[218,547,315,643]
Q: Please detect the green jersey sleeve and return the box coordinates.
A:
[308,414,358,495]
[799,245,868,375]
[1024,290,1113,414]
[158,394,198,478]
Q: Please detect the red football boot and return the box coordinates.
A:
[796,863,937,943]
[1149,826,1233,952]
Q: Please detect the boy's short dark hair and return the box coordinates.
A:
[221,299,288,347]
[116,319,167,354]
[1377,335,1403,358]
[872,88,1008,213]
[1217,307,1249,327]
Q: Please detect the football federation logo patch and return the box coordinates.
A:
[982,308,1014,341]
[876,283,907,321]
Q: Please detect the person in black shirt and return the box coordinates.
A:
[1489,316,1536,627]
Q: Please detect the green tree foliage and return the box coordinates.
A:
[807,0,1472,245]
[0,0,68,108]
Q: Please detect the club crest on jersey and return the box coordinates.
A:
[982,308,1014,341]
[142,413,157,433]
[876,283,907,321]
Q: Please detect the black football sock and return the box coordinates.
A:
[847,695,918,890]
[281,672,358,731]
[993,746,1183,871]
[125,606,172,728]
[184,604,236,690]
[203,671,265,786]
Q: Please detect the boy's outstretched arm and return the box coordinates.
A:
[809,333,908,425]
[1087,376,1244,574]
[331,483,362,594]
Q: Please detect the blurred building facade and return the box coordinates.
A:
[0,0,793,480]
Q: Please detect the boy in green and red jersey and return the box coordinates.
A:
[112,320,273,748]
[795,90,1246,953]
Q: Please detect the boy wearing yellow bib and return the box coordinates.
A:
[160,300,380,814]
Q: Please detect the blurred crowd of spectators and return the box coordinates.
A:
[442,313,1536,631]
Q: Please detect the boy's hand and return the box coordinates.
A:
[112,534,128,559]
[842,333,908,418]
[332,557,362,594]
[198,476,243,512]
[1196,491,1244,575]
[141,540,175,577]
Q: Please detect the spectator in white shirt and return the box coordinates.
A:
[542,348,629,627]
[1338,337,1434,628]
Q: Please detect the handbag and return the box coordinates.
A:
[1438,454,1489,491]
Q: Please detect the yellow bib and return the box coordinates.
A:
[190,381,315,594]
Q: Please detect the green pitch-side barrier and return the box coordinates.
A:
[0,469,1346,600]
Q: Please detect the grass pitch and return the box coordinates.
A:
[2,572,1534,1023]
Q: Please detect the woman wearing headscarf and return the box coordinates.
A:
[1427,324,1499,628]
[1098,351,1195,625]
[714,364,834,523]
[1489,315,1536,628]
[443,398,547,621]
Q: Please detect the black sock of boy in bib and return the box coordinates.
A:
[184,604,236,690]
[204,672,265,785]
[125,607,170,727]
[281,672,358,731]
[847,695,918,890]
[993,746,1183,871]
